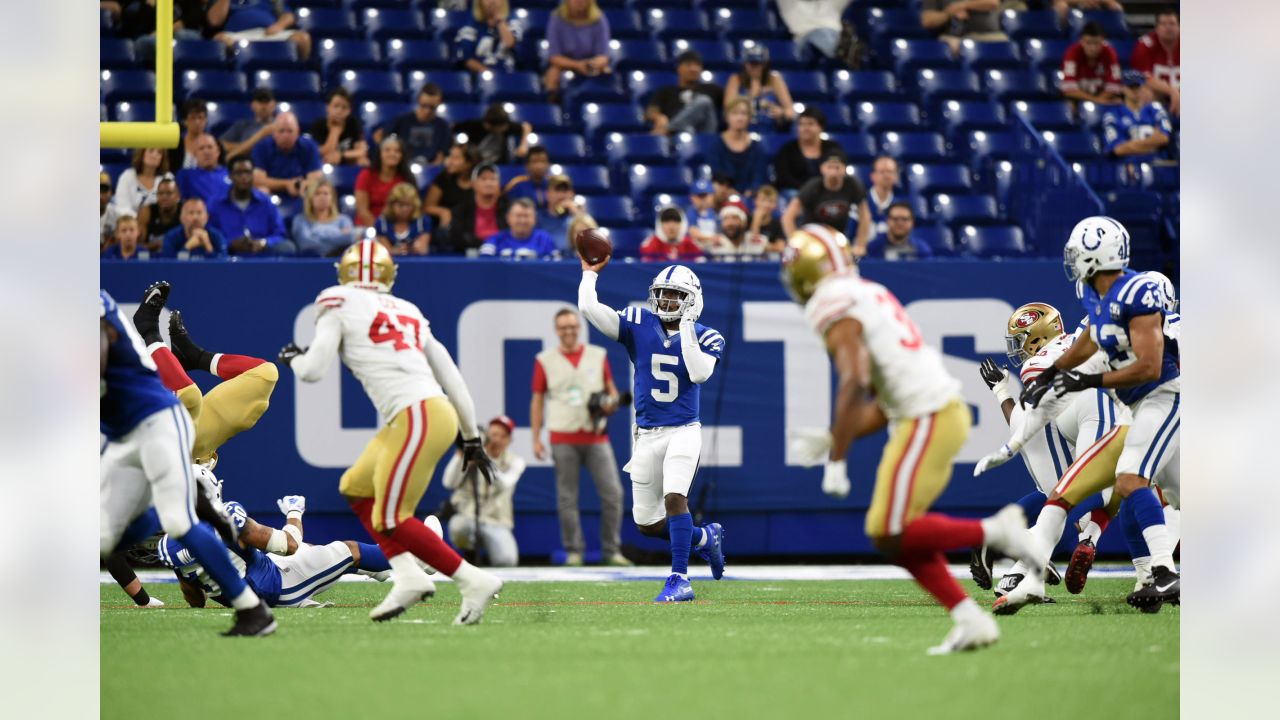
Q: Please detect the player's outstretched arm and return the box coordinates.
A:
[678,306,718,384]
[578,257,620,340]
[285,311,342,382]
[423,336,481,441]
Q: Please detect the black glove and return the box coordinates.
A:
[1052,370,1102,395]
[1019,365,1058,408]
[278,342,305,367]
[460,436,495,486]
[978,357,1007,390]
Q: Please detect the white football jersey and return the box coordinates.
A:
[805,272,961,420]
[314,284,444,423]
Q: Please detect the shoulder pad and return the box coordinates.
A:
[618,305,646,325]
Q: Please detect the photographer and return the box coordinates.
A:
[531,309,631,566]
[442,416,526,567]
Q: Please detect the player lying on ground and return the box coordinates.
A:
[578,259,727,603]
[781,224,1044,655]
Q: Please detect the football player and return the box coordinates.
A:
[279,239,504,625]
[101,290,275,636]
[577,257,728,603]
[780,225,1045,654]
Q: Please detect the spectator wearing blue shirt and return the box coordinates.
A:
[503,146,551,210]
[160,199,228,260]
[209,156,295,256]
[176,134,231,209]
[480,199,558,259]
[457,0,523,74]
[708,98,769,197]
[292,178,361,257]
[251,112,323,200]
[207,0,312,60]
[374,182,433,256]
[374,84,452,166]
[544,0,611,102]
[865,201,933,261]
[1103,70,1173,166]
[863,156,901,238]
[101,215,151,261]
[537,173,583,253]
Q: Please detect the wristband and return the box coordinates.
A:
[286,510,303,521]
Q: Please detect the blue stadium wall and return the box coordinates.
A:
[102,258,1131,558]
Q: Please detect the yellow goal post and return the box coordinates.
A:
[100,0,179,148]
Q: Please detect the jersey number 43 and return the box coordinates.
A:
[368,312,423,352]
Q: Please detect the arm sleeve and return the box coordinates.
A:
[293,215,317,254]
[545,17,564,57]
[209,228,228,258]
[442,452,465,490]
[577,271,621,340]
[264,206,288,247]
[423,335,481,440]
[679,321,721,384]
[289,310,343,382]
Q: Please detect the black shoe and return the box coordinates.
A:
[223,602,277,637]
[169,310,212,372]
[1127,566,1179,609]
[969,545,993,590]
[132,281,170,344]
[1045,561,1062,586]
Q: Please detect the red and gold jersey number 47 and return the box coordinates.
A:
[368,312,422,351]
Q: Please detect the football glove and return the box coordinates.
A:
[1052,370,1103,395]
[788,429,833,468]
[277,342,305,367]
[460,436,496,486]
[979,357,1012,403]
[973,444,1016,477]
[277,495,306,517]
[1019,366,1058,408]
[822,459,851,500]
[681,292,704,323]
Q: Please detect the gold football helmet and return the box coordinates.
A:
[336,239,397,291]
[780,224,856,304]
[1005,302,1064,366]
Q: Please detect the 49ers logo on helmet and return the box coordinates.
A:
[1014,310,1040,328]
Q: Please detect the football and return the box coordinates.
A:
[575,227,612,264]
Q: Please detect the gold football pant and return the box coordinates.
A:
[866,399,971,539]
[174,362,279,465]
[1052,426,1127,506]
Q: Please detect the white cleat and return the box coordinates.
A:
[927,612,1000,655]
[142,596,165,608]
[992,568,1046,615]
[453,565,503,626]
[369,576,437,622]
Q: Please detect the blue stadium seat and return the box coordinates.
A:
[746,40,807,70]
[958,40,1023,71]
[296,8,361,39]
[111,100,158,124]
[712,8,786,41]
[581,196,636,227]
[758,132,790,160]
[100,38,137,70]
[363,8,429,40]
[181,70,246,101]
[318,39,383,78]
[347,0,408,10]
[674,132,720,169]
[558,165,611,195]
[536,134,588,161]
[254,70,322,101]
[426,9,472,37]
[172,40,228,71]
[1000,10,1064,41]
[102,162,131,187]
[889,39,957,76]
[563,75,628,112]
[1041,129,1100,161]
[961,225,1027,258]
[803,102,855,132]
[832,70,900,102]
[854,101,921,132]
[1103,189,1163,221]
[1109,38,1135,64]
[932,193,1000,226]
[779,71,829,102]
[990,157,1016,208]
[436,101,484,124]
[1075,100,1109,130]
[983,69,1054,102]
[361,101,410,134]
[646,9,714,40]
[506,103,567,131]
[906,163,972,195]
[668,39,735,69]
[826,132,877,163]
[628,164,693,203]
[206,101,250,134]
[100,147,131,165]
[582,103,648,144]
[965,129,1018,172]
[914,68,984,109]
[603,9,647,40]
[864,6,932,58]
[1067,10,1129,39]
[1008,100,1075,131]
[1074,159,1124,191]
[512,9,552,40]
[610,39,669,72]
[606,227,650,258]
[1149,164,1179,192]
[324,164,364,196]
[341,70,406,102]
[1021,38,1071,72]
[101,70,155,103]
[912,226,957,257]
[879,131,948,163]
[385,39,455,72]
[233,41,299,73]
[1165,191,1179,219]
[403,71,474,100]
[478,72,544,104]
[628,70,679,106]
[937,100,1007,139]
[607,133,673,166]
[279,99,327,126]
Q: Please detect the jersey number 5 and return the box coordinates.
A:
[874,291,923,350]
[368,312,422,351]
[651,354,680,402]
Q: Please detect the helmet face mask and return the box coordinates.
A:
[648,266,702,322]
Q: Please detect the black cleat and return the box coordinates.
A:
[1045,561,1062,586]
[132,281,171,344]
[168,310,213,372]
[1127,566,1179,610]
[969,545,994,590]
[223,602,277,637]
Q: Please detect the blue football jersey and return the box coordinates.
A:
[100,290,179,439]
[1102,102,1173,162]
[157,500,283,606]
[1079,270,1180,405]
[615,306,724,429]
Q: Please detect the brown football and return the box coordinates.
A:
[575,227,612,264]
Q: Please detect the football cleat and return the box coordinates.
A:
[927,612,1000,655]
[1045,561,1062,586]
[995,572,1023,598]
[696,523,726,580]
[654,574,695,603]
[969,545,994,590]
[992,570,1046,615]
[370,576,436,622]
[168,310,209,372]
[1126,566,1179,610]
[222,602,277,637]
[453,568,503,626]
[1065,538,1096,594]
[132,280,171,343]
[982,505,1049,576]
[142,596,165,608]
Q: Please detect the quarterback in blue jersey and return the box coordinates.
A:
[578,258,727,602]
[100,289,275,636]
[1020,216,1181,609]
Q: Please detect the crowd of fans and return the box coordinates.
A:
[101,1,1179,266]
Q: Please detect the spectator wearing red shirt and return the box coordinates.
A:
[640,205,703,262]
[1060,21,1123,106]
[445,163,509,255]
[1130,8,1180,115]
[354,135,416,226]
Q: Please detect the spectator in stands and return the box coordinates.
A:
[308,87,368,167]
[207,0,312,60]
[775,0,856,63]
[686,178,719,244]
[293,178,361,257]
[113,148,170,217]
[1060,21,1123,106]
[1130,7,1180,116]
[1052,0,1123,26]
[531,309,629,567]
[170,98,212,170]
[641,205,703,262]
[221,87,278,162]
[101,214,148,261]
[783,150,872,257]
[645,50,723,136]
[865,156,901,237]
[375,84,452,166]
[140,176,182,252]
[455,103,532,165]
[539,174,584,253]
[101,171,122,246]
[544,0,612,103]
[209,156,295,256]
[443,416,526,568]
[865,201,933,261]
[446,163,509,254]
[772,107,842,197]
[176,134,231,208]
[480,199,558,259]
[374,183,433,256]
[750,184,786,247]
[712,173,738,207]
[709,98,769,198]
[566,214,598,259]
[921,0,1008,55]
[724,44,796,131]
[353,135,416,228]
[706,200,770,257]
[251,111,323,200]
[1102,70,1172,166]
[457,0,524,74]
[504,146,552,209]
[161,198,228,260]
[424,143,478,234]
[127,0,209,67]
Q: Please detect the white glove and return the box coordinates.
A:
[277,495,306,517]
[822,459,851,499]
[681,292,704,323]
[788,428,832,468]
[973,445,1015,477]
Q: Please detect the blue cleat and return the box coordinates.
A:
[695,523,726,580]
[654,574,695,603]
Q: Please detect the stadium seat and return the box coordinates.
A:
[360,101,409,135]
[832,70,901,102]
[1075,100,1109,130]
[983,69,1054,103]
[1041,67,1065,95]
[668,39,736,69]
[363,8,429,40]
[758,132,790,159]
[914,68,984,109]
[712,8,787,41]
[1008,100,1075,131]
[110,100,157,124]
[403,70,474,100]
[426,9,472,37]
[279,99,326,126]
[606,227,651,258]
[1109,38,1135,64]
[673,132,720,169]
[172,40,228,71]
[233,41,299,73]
[610,39,669,72]
[1149,164,1179,192]
[1041,129,1100,161]
[779,71,829,102]
[384,39,454,72]
[964,129,1019,177]
[318,39,383,78]
[181,70,246,101]
[253,70,322,101]
[607,133,673,166]
[603,9,647,40]
[906,163,972,195]
[505,103,566,131]
[864,7,932,59]
[582,103,648,144]
[961,225,1027,258]
[341,70,405,103]
[206,101,251,135]
[745,39,807,70]
[879,131,948,163]
[889,39,957,76]
[436,101,484,124]
[912,226,957,257]
[1000,10,1064,41]
[803,102,855,132]
[101,69,155,104]
[1073,159,1123,191]
[958,40,1023,71]
[101,162,131,187]
[100,147,131,165]
[1165,191,1179,219]
[512,8,552,40]
[581,196,636,227]
[1067,10,1129,38]
[477,72,544,104]
[628,164,693,204]
[325,164,364,195]
[563,75,628,113]
[628,70,678,106]
[646,9,715,40]
[1021,38,1071,72]
[1103,189,1163,222]
[558,165,611,195]
[932,193,1000,226]
[990,157,1016,208]
[826,132,877,163]
[296,7,361,39]
[938,100,1007,139]
[854,101,922,132]
[536,134,588,161]
[100,38,137,70]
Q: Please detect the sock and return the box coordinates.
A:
[667,513,693,575]
[210,353,266,380]
[131,586,152,606]
[387,551,431,586]
[355,542,391,572]
[349,498,408,557]
[390,518,464,576]
[1125,487,1175,569]
[899,550,967,609]
[1073,493,1104,516]
[1121,498,1151,558]
[169,312,217,372]
[1029,502,1069,556]
[1078,518,1103,545]
[1015,491,1045,526]
[177,523,255,607]
[1164,506,1180,554]
[901,513,984,553]
[692,527,707,549]
[148,342,196,392]
[133,304,163,345]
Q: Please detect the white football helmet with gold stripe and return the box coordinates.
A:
[337,239,397,292]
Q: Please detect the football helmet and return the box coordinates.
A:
[337,239,397,291]
[1140,270,1178,313]
[193,463,223,504]
[1063,216,1129,282]
[648,265,703,322]
[1005,302,1065,366]
[780,224,855,304]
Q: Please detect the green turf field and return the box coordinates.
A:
[101,578,1177,720]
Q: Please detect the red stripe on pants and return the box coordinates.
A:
[884,418,920,536]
